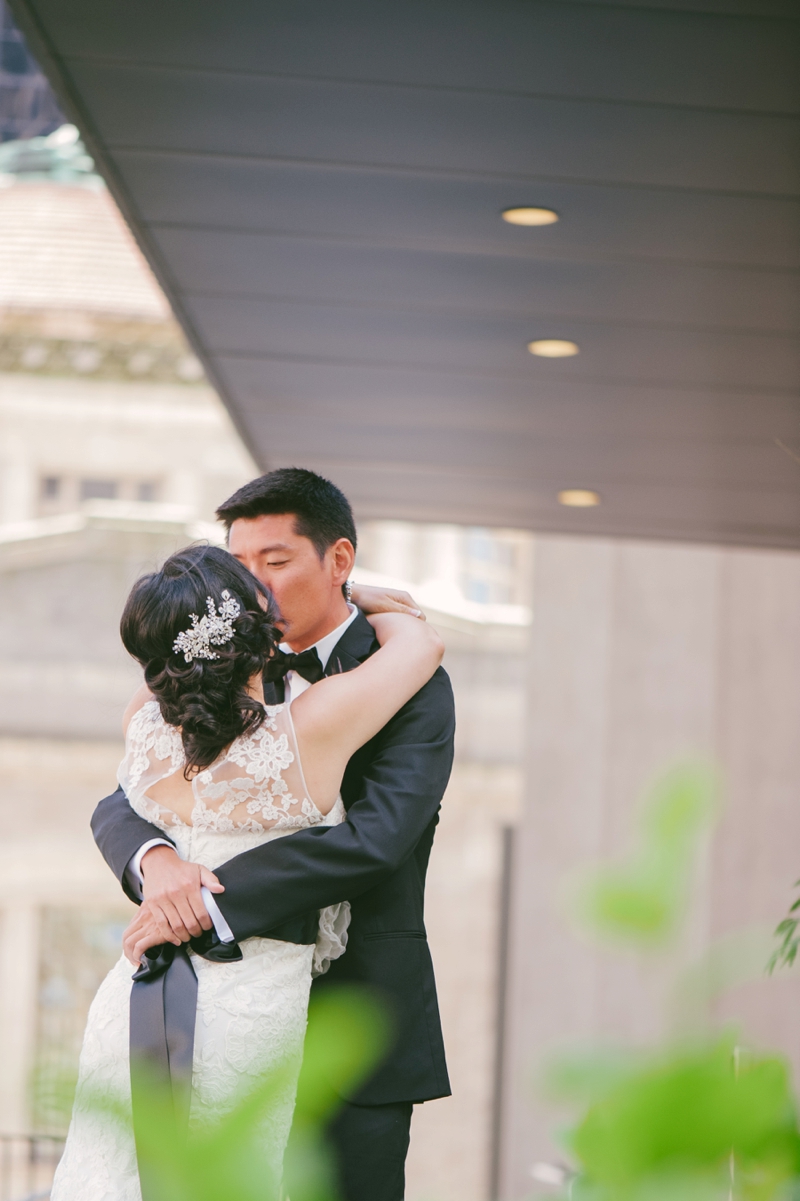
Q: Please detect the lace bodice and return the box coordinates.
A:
[119,699,328,838]
[117,698,349,977]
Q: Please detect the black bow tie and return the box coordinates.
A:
[264,646,325,687]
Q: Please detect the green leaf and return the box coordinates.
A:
[81,985,390,1201]
[543,1047,641,1105]
[572,764,718,948]
[568,1036,799,1198]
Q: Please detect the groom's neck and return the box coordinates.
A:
[284,593,351,652]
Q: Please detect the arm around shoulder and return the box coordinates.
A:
[293,613,445,788]
[354,663,455,872]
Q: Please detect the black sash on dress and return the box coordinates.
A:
[128,913,317,1198]
[130,945,194,1198]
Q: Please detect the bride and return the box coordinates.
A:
[51,543,443,1201]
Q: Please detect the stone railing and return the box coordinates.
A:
[0,1135,64,1201]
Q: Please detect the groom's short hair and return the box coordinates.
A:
[216,467,357,558]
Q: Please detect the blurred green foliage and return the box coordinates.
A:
[572,764,718,946]
[29,1058,78,1135]
[285,986,391,1201]
[566,1036,799,1201]
[549,764,800,1201]
[768,883,800,975]
[59,762,800,1201]
[90,984,389,1201]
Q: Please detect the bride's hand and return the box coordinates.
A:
[349,582,425,620]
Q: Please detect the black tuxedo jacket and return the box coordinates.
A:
[91,611,455,1105]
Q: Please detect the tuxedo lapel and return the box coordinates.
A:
[325,610,377,676]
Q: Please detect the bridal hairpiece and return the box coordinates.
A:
[173,590,241,663]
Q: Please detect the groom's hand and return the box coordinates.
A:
[139,844,224,941]
[123,906,180,964]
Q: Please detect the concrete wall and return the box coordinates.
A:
[0,511,205,737]
[0,371,255,527]
[501,535,800,1198]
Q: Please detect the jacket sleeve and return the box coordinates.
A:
[212,667,455,942]
[91,786,177,904]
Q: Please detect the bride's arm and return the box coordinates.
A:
[121,680,154,734]
[292,613,444,772]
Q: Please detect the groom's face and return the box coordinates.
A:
[228,512,353,650]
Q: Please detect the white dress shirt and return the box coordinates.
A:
[127,604,359,944]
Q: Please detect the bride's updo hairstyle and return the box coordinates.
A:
[120,544,281,776]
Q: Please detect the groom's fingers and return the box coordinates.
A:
[141,903,182,945]
[199,867,225,894]
[134,897,190,944]
[157,897,197,941]
[163,882,213,934]
[142,857,218,933]
[163,889,212,938]
[185,889,214,933]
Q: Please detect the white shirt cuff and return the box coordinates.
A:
[124,838,173,899]
[201,887,235,943]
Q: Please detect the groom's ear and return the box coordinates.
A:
[329,538,356,585]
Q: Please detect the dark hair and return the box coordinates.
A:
[120,544,280,776]
[216,467,357,558]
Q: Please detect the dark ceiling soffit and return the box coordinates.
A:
[6,0,266,471]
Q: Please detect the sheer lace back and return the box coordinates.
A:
[119,700,325,835]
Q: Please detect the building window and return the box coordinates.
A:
[79,479,117,501]
[136,481,158,503]
[466,579,492,604]
[466,531,493,562]
[463,527,518,605]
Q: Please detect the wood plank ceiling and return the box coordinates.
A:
[10,0,800,545]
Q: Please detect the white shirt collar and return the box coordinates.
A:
[279,603,358,672]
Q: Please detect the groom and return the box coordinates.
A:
[92,467,455,1201]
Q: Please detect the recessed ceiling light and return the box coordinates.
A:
[502,207,559,226]
[528,339,579,358]
[558,489,601,508]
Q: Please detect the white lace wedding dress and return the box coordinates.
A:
[51,700,350,1201]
